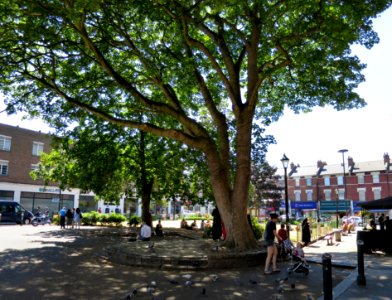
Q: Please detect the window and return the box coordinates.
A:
[357,173,365,184]
[338,189,345,200]
[324,190,331,201]
[294,190,301,201]
[306,190,313,201]
[31,164,39,171]
[306,177,312,186]
[372,187,381,200]
[0,135,11,151]
[324,176,330,186]
[357,188,366,201]
[337,176,344,185]
[32,142,44,156]
[295,178,300,186]
[0,160,8,176]
[372,172,380,184]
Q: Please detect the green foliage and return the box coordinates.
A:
[128,215,142,227]
[184,215,211,221]
[107,213,127,227]
[81,211,126,226]
[251,217,264,240]
[1,0,390,249]
[81,211,100,226]
[52,214,60,225]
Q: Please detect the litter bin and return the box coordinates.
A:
[334,230,341,242]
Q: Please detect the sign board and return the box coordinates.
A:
[320,200,350,212]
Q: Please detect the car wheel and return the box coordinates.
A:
[23,218,31,225]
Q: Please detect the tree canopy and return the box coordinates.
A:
[1,0,390,250]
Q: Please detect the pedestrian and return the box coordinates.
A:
[379,214,385,231]
[301,218,311,246]
[139,222,152,241]
[65,209,73,229]
[385,216,392,233]
[73,208,82,229]
[211,207,222,240]
[59,207,66,229]
[264,213,282,275]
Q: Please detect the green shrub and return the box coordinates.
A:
[81,211,100,226]
[184,215,211,221]
[52,214,60,225]
[128,215,142,227]
[108,213,126,226]
[251,217,264,240]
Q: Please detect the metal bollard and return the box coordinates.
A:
[322,253,333,300]
[357,240,366,286]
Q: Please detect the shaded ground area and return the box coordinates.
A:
[0,226,349,300]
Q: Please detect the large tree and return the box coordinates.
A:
[0,0,390,250]
[32,121,211,226]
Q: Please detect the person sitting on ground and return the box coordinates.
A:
[200,219,205,230]
[293,242,308,265]
[191,220,197,230]
[139,222,152,241]
[155,220,163,237]
[180,218,188,229]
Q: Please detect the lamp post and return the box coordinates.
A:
[338,149,348,219]
[281,154,290,239]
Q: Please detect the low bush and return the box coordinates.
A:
[251,217,264,240]
[128,215,142,227]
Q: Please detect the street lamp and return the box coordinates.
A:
[338,149,348,219]
[281,154,290,239]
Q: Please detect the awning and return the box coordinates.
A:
[357,196,392,210]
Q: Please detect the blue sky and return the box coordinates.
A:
[1,6,391,168]
[266,6,392,168]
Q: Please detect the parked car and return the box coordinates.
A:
[0,201,32,224]
[23,210,34,224]
[342,216,363,226]
[348,216,363,226]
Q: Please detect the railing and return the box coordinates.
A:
[290,222,334,244]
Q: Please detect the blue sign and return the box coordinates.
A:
[290,201,317,210]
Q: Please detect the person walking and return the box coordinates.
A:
[301,218,311,246]
[264,213,282,275]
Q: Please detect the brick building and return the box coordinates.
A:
[282,155,392,219]
[0,123,121,215]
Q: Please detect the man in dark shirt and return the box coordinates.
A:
[264,213,282,274]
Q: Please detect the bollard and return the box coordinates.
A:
[357,239,366,286]
[322,253,333,300]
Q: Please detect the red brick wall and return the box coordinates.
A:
[0,123,53,185]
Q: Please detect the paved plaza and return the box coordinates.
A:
[0,223,390,300]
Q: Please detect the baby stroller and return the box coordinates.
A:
[279,239,294,260]
[287,252,310,276]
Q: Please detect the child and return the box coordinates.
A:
[294,242,308,266]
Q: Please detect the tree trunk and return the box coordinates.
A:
[206,110,257,250]
[139,131,153,227]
